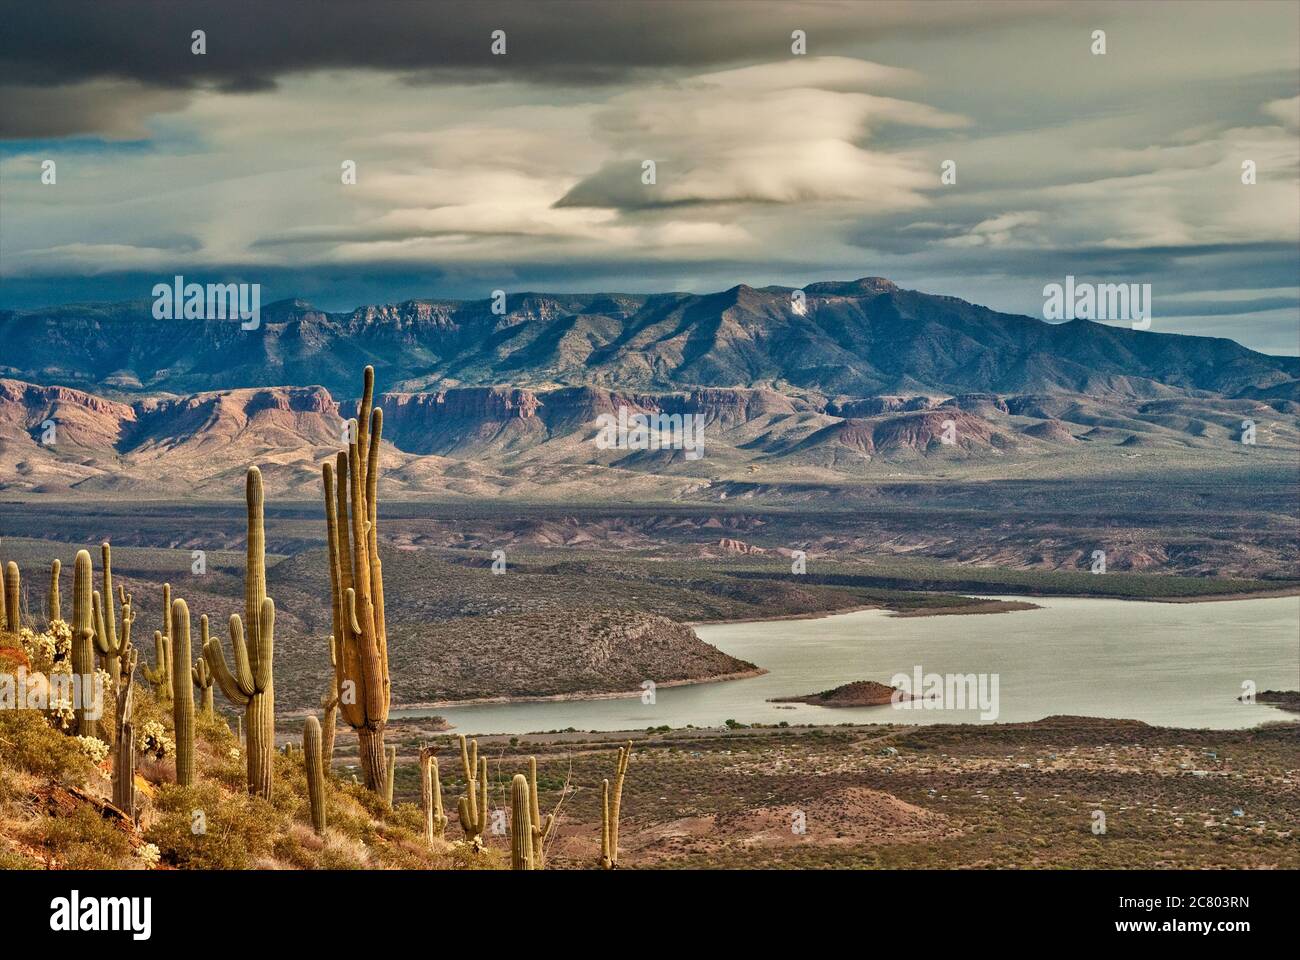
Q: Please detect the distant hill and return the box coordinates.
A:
[2,278,1296,400]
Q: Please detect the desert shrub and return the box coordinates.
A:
[146,781,281,869]
[24,805,133,869]
[0,708,95,780]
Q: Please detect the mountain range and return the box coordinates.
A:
[1,279,1296,499]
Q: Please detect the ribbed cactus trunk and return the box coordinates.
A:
[528,756,554,868]
[170,598,195,787]
[320,694,337,771]
[143,583,173,702]
[113,647,139,820]
[192,616,214,717]
[322,366,391,801]
[48,559,61,624]
[599,741,632,869]
[205,468,276,800]
[511,774,534,870]
[456,736,489,848]
[70,551,98,739]
[304,715,326,834]
[4,560,20,631]
[384,745,397,807]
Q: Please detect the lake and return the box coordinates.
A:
[395,595,1300,735]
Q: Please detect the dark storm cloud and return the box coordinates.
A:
[0,0,1044,138]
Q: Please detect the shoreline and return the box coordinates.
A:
[389,666,769,712]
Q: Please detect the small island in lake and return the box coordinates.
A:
[770,680,919,707]
[1249,690,1300,713]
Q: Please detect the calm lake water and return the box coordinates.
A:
[397,595,1300,735]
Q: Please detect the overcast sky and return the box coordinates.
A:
[1,0,1297,353]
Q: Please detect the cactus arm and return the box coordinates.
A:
[600,779,612,869]
[100,542,118,657]
[205,615,253,707]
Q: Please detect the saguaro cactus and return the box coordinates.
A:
[92,543,130,685]
[192,616,215,717]
[599,741,632,869]
[70,551,98,739]
[113,647,139,820]
[205,467,276,800]
[527,756,556,868]
[142,584,173,702]
[457,735,489,849]
[321,366,390,797]
[4,560,20,631]
[170,597,196,787]
[48,559,61,624]
[419,745,448,845]
[384,745,397,807]
[304,715,327,835]
[511,774,534,870]
[320,692,337,771]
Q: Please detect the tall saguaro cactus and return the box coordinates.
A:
[304,715,327,835]
[170,598,196,787]
[527,756,556,868]
[205,468,276,800]
[321,366,390,796]
[113,647,139,820]
[47,559,61,624]
[511,774,534,870]
[70,551,98,739]
[4,560,20,631]
[92,542,130,685]
[419,745,448,845]
[457,735,489,849]
[599,741,633,869]
[142,584,173,702]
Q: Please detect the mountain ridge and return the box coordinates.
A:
[2,278,1295,401]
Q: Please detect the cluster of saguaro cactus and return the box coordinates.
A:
[419,745,448,845]
[599,741,633,869]
[511,774,534,870]
[457,735,489,849]
[169,598,196,787]
[192,616,215,717]
[3,560,20,631]
[92,543,132,685]
[47,559,61,624]
[113,647,139,820]
[303,715,327,834]
[142,584,173,702]
[205,467,276,800]
[322,366,391,798]
[70,551,98,739]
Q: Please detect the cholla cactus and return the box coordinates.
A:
[510,774,534,870]
[456,735,489,850]
[599,741,632,869]
[321,366,390,798]
[419,745,448,845]
[138,720,174,760]
[205,468,275,800]
[75,735,109,765]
